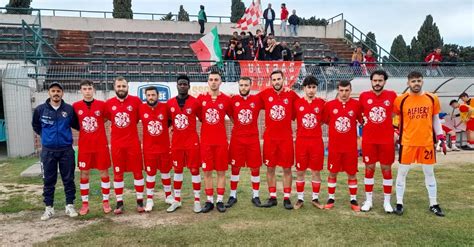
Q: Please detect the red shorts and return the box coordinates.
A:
[327,151,358,175]
[362,142,395,165]
[229,136,262,168]
[263,138,294,168]
[77,149,111,171]
[295,137,324,171]
[467,119,474,131]
[171,148,201,170]
[442,125,452,133]
[111,145,143,173]
[201,144,229,171]
[144,152,172,173]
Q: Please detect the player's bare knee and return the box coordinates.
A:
[328,172,338,178]
[80,170,90,179]
[98,169,108,178]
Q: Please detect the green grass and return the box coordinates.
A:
[1,158,473,246]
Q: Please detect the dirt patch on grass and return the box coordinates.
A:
[0,183,43,203]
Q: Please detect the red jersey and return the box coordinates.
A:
[294,97,326,138]
[364,55,376,68]
[231,94,263,138]
[139,102,170,154]
[105,95,141,148]
[197,93,232,145]
[359,90,397,144]
[323,98,362,152]
[167,96,201,150]
[72,99,109,153]
[259,88,298,140]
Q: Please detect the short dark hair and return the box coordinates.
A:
[79,79,93,88]
[239,77,252,84]
[449,99,459,105]
[302,75,319,87]
[144,86,158,94]
[337,80,352,89]
[282,3,286,7]
[370,70,388,81]
[177,74,190,84]
[459,92,469,98]
[209,70,221,77]
[114,76,127,85]
[270,70,284,78]
[407,71,423,80]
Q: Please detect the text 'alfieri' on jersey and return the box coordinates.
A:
[73,99,109,153]
[394,92,441,147]
[167,95,201,150]
[139,102,170,154]
[105,95,142,149]
[197,93,233,145]
[259,88,298,140]
[359,90,397,144]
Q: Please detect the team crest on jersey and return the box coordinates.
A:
[61,111,68,118]
[127,105,133,111]
[348,110,354,117]
[174,114,189,130]
[186,108,192,114]
[158,114,164,120]
[235,102,240,107]
[218,104,224,110]
[369,106,387,124]
[283,98,289,104]
[302,113,317,129]
[238,109,253,125]
[333,109,338,114]
[367,99,373,105]
[384,100,391,106]
[335,116,351,133]
[314,107,320,113]
[270,105,286,121]
[147,121,163,136]
[143,113,149,119]
[82,116,98,133]
[170,107,175,113]
[112,106,117,111]
[95,111,101,116]
[205,108,220,124]
[250,103,255,108]
[202,163,207,169]
[202,101,207,106]
[78,110,83,115]
[268,96,273,102]
[114,112,130,128]
[299,106,305,112]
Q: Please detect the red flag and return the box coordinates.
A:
[235,1,262,30]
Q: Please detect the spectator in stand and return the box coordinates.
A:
[224,41,238,81]
[320,56,331,67]
[445,50,458,65]
[265,37,283,60]
[236,42,247,60]
[263,3,276,35]
[240,31,251,47]
[254,29,266,60]
[288,10,299,37]
[424,47,443,76]
[225,41,238,61]
[292,41,303,61]
[280,3,289,36]
[364,49,377,70]
[246,39,256,60]
[230,31,240,45]
[280,41,292,61]
[198,5,207,34]
[351,46,364,75]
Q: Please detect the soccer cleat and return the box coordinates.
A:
[324,199,335,209]
[360,200,373,212]
[136,200,145,213]
[283,199,294,210]
[193,201,202,213]
[350,200,361,212]
[144,199,154,212]
[165,195,175,205]
[79,204,89,216]
[429,204,445,217]
[65,204,78,218]
[216,202,226,213]
[166,201,182,213]
[225,196,238,208]
[201,202,214,213]
[394,204,404,215]
[384,202,394,213]
[114,201,124,215]
[262,198,278,208]
[102,201,112,214]
[250,197,261,207]
[451,145,461,151]
[294,199,304,209]
[40,206,55,221]
[311,199,324,209]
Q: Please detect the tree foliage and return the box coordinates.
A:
[161,12,174,21]
[230,0,245,23]
[177,5,189,22]
[113,0,133,19]
[298,17,328,26]
[390,35,409,62]
[5,0,32,14]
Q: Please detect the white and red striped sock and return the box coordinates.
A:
[348,179,358,201]
[191,170,201,202]
[161,172,172,198]
[382,169,393,203]
[311,180,321,200]
[101,176,110,203]
[113,174,124,202]
[173,172,183,202]
[328,177,337,200]
[283,187,291,200]
[217,187,225,202]
[296,180,305,201]
[134,174,145,201]
[146,174,156,200]
[80,177,89,205]
[230,166,240,198]
[365,168,375,202]
[250,169,260,198]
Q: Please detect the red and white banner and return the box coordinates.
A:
[235,0,262,30]
[239,61,303,91]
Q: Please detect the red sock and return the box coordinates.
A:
[133,172,144,201]
[269,186,277,199]
[101,176,110,203]
[348,179,358,200]
[296,180,305,194]
[80,177,89,205]
[364,168,375,194]
[205,188,214,203]
[161,171,172,198]
[217,187,225,202]
[382,169,393,195]
[191,169,201,202]
[283,187,291,200]
[311,181,321,194]
[230,166,240,191]
[328,177,337,198]
[173,169,183,202]
[145,171,156,200]
[113,172,124,202]
[250,168,260,191]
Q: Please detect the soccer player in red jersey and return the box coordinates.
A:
[226,77,264,208]
[105,76,145,214]
[293,75,326,209]
[198,71,233,213]
[260,70,298,210]
[359,70,397,213]
[73,80,112,215]
[167,75,202,213]
[139,86,174,212]
[322,80,362,212]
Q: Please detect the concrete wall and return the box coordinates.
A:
[0,14,345,38]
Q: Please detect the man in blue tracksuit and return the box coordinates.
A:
[32,82,80,220]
